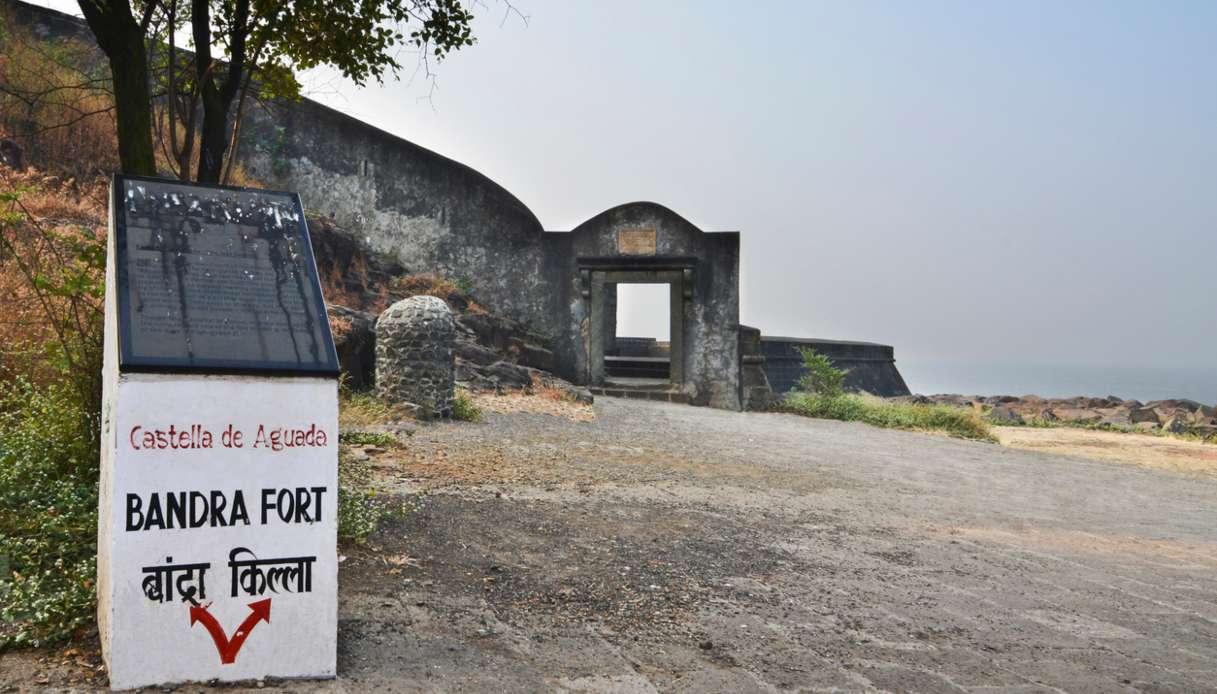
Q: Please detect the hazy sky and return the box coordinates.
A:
[300,0,1216,373]
[44,0,1217,379]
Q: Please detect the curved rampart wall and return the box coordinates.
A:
[762,338,911,397]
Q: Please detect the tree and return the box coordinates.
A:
[78,0,478,181]
[76,1,158,175]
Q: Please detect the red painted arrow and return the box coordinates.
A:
[189,599,272,664]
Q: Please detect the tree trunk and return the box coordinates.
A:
[192,0,250,184]
[78,0,156,176]
[195,88,229,183]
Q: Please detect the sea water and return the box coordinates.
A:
[899,361,1217,405]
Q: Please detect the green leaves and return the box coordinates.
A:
[0,379,100,648]
[219,0,478,95]
[796,347,847,398]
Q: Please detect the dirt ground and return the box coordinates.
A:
[995,426,1217,478]
[6,396,1217,692]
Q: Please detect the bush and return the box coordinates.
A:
[784,391,996,443]
[0,172,104,650]
[0,174,106,412]
[451,390,483,422]
[0,379,99,648]
[796,347,846,398]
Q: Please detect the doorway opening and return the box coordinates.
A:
[606,282,671,382]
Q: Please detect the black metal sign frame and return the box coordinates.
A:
[112,174,340,377]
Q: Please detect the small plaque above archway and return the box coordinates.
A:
[617,227,657,255]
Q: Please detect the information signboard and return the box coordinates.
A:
[98,176,339,690]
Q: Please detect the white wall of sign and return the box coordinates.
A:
[98,177,340,690]
[98,374,338,689]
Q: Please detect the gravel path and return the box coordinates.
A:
[6,396,1217,692]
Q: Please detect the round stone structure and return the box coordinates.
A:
[375,295,456,417]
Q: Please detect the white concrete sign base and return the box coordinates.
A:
[97,374,338,690]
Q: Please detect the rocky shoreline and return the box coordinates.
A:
[897,394,1217,439]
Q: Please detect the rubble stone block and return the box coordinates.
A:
[376,296,456,417]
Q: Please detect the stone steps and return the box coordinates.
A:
[604,355,671,380]
[589,384,690,404]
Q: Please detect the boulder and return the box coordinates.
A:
[327,304,376,390]
[1037,409,1060,423]
[534,374,595,404]
[455,340,500,366]
[1162,417,1189,435]
[458,312,523,351]
[1052,408,1102,424]
[483,360,535,389]
[1129,407,1160,425]
[512,339,556,372]
[1146,399,1205,413]
[456,359,533,391]
[989,406,1024,424]
[376,296,456,418]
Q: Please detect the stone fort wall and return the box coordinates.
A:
[762,338,911,398]
[238,101,558,337]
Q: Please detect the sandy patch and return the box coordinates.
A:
[946,525,1217,567]
[996,426,1217,477]
[472,391,597,422]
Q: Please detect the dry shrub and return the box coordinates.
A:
[390,272,486,314]
[0,167,107,394]
[323,254,389,313]
[0,12,119,178]
[393,271,463,298]
[529,372,579,403]
[225,161,264,188]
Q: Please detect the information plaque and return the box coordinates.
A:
[113,175,338,374]
[99,176,339,690]
[617,227,657,255]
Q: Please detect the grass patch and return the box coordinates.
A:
[338,430,403,448]
[339,389,398,429]
[783,392,996,442]
[336,449,395,545]
[451,390,483,422]
[781,347,994,442]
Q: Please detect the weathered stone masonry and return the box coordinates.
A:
[235,98,910,405]
[541,203,741,410]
